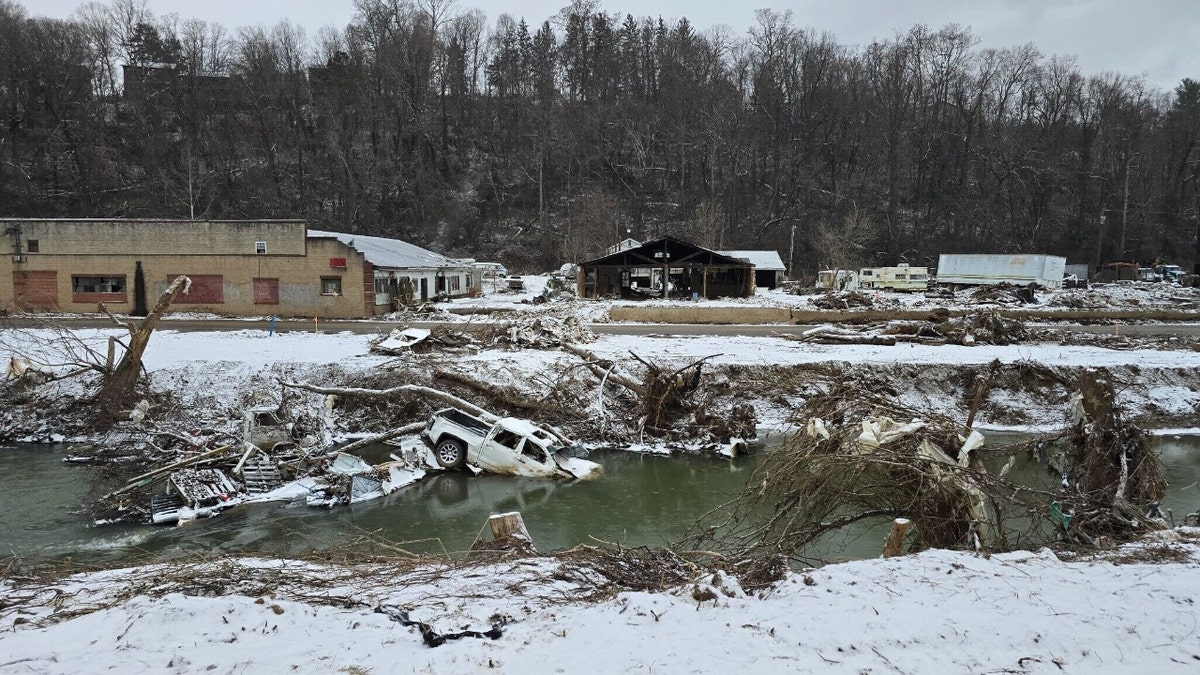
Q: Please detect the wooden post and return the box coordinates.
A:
[882,517,911,558]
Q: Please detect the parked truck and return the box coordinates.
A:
[422,408,600,479]
[936,254,1067,289]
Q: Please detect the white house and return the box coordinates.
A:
[308,230,476,309]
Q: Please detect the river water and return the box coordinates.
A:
[2,432,1198,566]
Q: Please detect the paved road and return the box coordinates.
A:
[6,317,1200,337]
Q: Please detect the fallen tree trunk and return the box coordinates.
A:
[562,343,647,397]
[96,275,190,416]
[433,368,564,416]
[280,380,495,421]
[336,422,426,455]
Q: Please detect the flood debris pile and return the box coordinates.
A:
[1051,370,1168,545]
[369,316,594,357]
[968,283,1038,304]
[685,375,1168,565]
[684,390,1051,564]
[810,291,878,310]
[792,311,1030,347]
[561,344,757,452]
[90,402,428,524]
[370,326,474,355]
[485,315,595,349]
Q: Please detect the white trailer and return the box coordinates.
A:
[815,269,858,290]
[936,254,1067,289]
[858,263,929,292]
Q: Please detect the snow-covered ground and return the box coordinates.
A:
[5,282,1200,672]
[2,531,1198,674]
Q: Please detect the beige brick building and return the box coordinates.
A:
[1,219,476,318]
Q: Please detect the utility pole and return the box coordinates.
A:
[788,223,796,278]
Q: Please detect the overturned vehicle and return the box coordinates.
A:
[107,404,600,526]
[424,407,601,480]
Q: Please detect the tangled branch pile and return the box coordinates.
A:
[683,389,1057,562]
[685,367,1170,562]
[1052,370,1167,545]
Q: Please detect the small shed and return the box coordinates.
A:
[577,237,755,299]
[721,250,786,289]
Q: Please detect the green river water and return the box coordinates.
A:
[1,431,1198,565]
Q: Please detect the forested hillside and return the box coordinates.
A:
[2,0,1198,274]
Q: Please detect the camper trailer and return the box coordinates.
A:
[815,269,858,291]
[857,263,929,292]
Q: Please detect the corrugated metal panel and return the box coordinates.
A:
[720,250,786,271]
[308,230,467,271]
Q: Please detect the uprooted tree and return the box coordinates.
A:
[0,275,191,423]
[95,275,191,418]
[682,368,1166,566]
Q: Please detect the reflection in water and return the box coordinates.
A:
[0,446,758,564]
[2,433,1199,566]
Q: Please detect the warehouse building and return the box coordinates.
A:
[2,219,474,318]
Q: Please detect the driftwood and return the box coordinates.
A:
[562,343,646,396]
[335,422,426,455]
[433,368,562,416]
[280,380,496,421]
[882,518,912,557]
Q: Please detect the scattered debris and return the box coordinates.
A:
[968,283,1038,305]
[787,311,1029,347]
[371,327,432,354]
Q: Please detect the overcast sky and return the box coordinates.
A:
[31,0,1200,92]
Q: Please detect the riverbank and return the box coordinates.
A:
[5,325,1200,444]
[2,530,1198,674]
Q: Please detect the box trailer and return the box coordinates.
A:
[936,254,1067,289]
[858,263,929,292]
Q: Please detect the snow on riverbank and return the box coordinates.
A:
[2,531,1198,674]
[10,325,1200,373]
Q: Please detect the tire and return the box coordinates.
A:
[434,437,467,469]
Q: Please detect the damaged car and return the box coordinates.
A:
[423,408,601,480]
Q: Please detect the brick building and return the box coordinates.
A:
[2,219,474,318]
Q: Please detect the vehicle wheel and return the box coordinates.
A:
[434,438,467,469]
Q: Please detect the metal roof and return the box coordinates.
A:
[720,250,786,271]
[308,229,468,270]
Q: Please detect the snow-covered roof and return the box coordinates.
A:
[721,250,786,271]
[308,229,468,271]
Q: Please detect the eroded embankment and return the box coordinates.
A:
[4,354,1198,447]
[731,360,1200,432]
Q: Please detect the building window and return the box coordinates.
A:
[449,275,461,291]
[72,275,125,293]
[253,278,279,304]
[321,276,342,296]
[255,241,267,254]
[71,275,127,303]
[26,239,39,253]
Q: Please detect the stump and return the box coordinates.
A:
[882,518,912,558]
[470,511,537,555]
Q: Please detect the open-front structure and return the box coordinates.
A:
[577,237,756,299]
